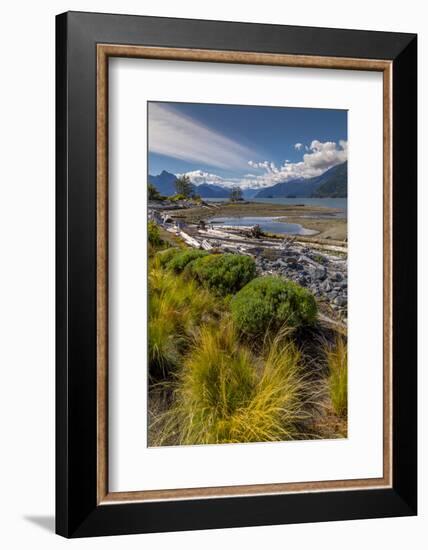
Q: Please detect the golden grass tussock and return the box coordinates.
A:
[153,322,310,446]
[326,336,348,418]
[147,240,347,445]
[148,261,221,379]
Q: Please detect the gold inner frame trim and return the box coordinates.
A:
[96,44,393,505]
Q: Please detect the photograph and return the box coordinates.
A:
[147,101,348,446]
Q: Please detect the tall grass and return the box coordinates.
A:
[148,261,221,379]
[326,337,348,418]
[154,323,309,445]
[148,220,163,247]
[147,237,347,444]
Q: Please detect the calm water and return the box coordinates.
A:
[204,197,347,217]
[207,216,318,236]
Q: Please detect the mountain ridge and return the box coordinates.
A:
[148,162,347,199]
[255,162,347,199]
[148,171,251,198]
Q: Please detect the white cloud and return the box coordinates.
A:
[176,139,347,190]
[247,160,277,173]
[177,169,246,189]
[177,170,229,186]
[294,142,303,150]
[148,103,255,169]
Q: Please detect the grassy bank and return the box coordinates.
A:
[148,236,348,446]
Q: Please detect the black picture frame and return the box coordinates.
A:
[56,11,417,538]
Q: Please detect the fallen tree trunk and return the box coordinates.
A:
[179,230,201,248]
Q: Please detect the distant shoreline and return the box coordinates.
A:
[164,200,347,242]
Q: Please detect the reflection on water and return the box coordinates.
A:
[208,216,318,236]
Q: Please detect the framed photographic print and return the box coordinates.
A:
[56,11,417,538]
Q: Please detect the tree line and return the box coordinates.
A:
[148,175,244,202]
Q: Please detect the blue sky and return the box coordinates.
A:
[148,102,347,190]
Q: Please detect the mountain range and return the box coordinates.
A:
[148,170,242,198]
[255,162,347,198]
[148,161,347,199]
[148,170,180,196]
[311,161,348,198]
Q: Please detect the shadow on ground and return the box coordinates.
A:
[24,515,55,533]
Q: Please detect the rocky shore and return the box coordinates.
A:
[253,241,347,319]
[165,200,347,241]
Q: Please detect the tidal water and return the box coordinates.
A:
[207,216,318,236]
[204,197,347,217]
[251,197,347,217]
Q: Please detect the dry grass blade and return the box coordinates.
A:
[153,322,312,446]
[326,336,348,418]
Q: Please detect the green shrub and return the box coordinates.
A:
[166,249,208,273]
[231,276,317,336]
[189,253,256,296]
[155,247,181,268]
[169,193,187,201]
[148,221,163,247]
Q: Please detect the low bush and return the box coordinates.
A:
[231,276,317,336]
[155,323,307,445]
[155,247,181,268]
[166,249,208,273]
[169,193,187,201]
[189,253,256,296]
